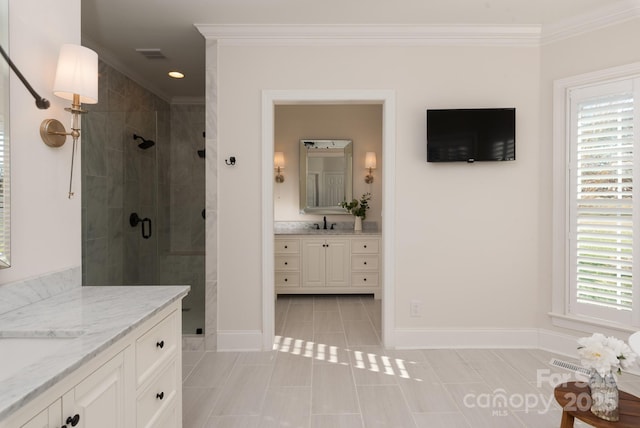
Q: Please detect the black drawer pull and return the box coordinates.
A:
[157,392,165,400]
[364,278,367,281]
[364,261,367,265]
[284,245,288,249]
[284,262,288,265]
[364,245,367,248]
[156,340,165,349]
[284,278,288,282]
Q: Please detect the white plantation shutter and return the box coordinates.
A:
[569,79,638,324]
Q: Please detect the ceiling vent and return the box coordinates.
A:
[135,48,166,59]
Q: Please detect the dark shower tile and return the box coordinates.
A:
[82,111,107,177]
[84,237,108,286]
[85,176,108,240]
[106,112,126,152]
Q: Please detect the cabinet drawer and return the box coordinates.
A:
[275,239,300,254]
[351,239,379,254]
[137,359,177,428]
[275,272,300,287]
[152,401,178,428]
[351,273,379,287]
[136,311,178,387]
[275,255,300,271]
[351,255,379,271]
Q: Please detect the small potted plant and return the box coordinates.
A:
[340,193,371,231]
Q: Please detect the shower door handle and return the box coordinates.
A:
[142,218,152,239]
[130,213,152,239]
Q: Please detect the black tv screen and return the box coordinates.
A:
[427,108,516,162]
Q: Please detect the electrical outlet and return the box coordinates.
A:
[410,300,421,317]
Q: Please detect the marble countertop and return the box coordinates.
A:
[0,285,190,421]
[275,229,381,236]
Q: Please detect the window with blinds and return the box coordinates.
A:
[569,81,636,324]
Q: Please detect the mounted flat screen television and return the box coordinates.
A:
[427,108,516,162]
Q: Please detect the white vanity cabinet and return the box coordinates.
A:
[4,302,182,428]
[275,235,380,297]
[302,238,350,288]
[18,351,128,428]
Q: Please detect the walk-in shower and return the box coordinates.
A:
[81,62,205,336]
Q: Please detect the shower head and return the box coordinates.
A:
[133,134,155,149]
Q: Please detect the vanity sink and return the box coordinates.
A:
[0,336,78,383]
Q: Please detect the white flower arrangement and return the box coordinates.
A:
[577,333,637,376]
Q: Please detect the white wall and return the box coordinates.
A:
[0,0,81,284]
[215,42,541,333]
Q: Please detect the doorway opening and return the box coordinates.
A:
[261,90,397,350]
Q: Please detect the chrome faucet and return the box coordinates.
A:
[323,216,327,230]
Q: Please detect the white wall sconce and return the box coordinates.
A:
[365,151,376,184]
[274,151,285,183]
[40,44,99,198]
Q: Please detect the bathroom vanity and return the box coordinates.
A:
[275,230,381,298]
[0,285,189,428]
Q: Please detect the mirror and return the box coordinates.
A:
[0,0,10,268]
[299,139,353,214]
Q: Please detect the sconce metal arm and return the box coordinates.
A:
[0,44,50,109]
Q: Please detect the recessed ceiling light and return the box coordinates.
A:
[168,71,185,79]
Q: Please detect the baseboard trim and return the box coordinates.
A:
[222,327,610,360]
[391,327,599,361]
[217,330,264,351]
[393,328,541,349]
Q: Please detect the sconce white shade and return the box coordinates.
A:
[53,44,99,104]
[365,152,377,170]
[274,151,285,169]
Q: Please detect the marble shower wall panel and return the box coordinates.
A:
[205,39,218,350]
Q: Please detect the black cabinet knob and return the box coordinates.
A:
[364,261,367,265]
[364,245,367,248]
[157,392,165,400]
[284,278,288,282]
[66,414,80,427]
[156,340,165,349]
[284,262,288,265]
[364,278,367,282]
[284,245,288,249]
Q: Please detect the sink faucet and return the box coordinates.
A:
[330,223,336,230]
[323,216,327,230]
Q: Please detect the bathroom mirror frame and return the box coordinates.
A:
[299,139,353,215]
[0,0,10,269]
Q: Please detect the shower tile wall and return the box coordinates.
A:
[82,61,168,286]
[82,61,205,334]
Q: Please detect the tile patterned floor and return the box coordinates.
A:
[182,295,640,427]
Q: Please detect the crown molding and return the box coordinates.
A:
[197,1,640,48]
[541,0,640,45]
[196,24,542,47]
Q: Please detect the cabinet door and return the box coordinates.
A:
[325,239,350,287]
[20,399,61,428]
[302,239,326,287]
[63,352,126,428]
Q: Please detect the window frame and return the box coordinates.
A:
[551,62,640,335]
